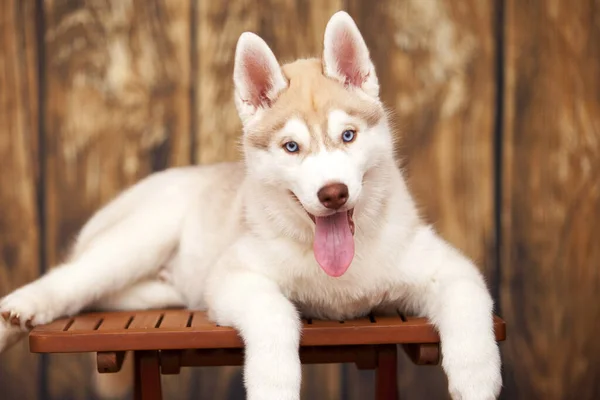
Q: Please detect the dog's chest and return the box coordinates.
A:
[280,252,402,320]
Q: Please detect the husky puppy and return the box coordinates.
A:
[0,11,501,400]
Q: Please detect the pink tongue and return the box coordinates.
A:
[313,212,355,277]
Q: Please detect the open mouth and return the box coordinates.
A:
[290,192,356,277]
[290,192,355,235]
[306,209,355,235]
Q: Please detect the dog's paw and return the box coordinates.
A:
[446,356,502,400]
[0,285,56,330]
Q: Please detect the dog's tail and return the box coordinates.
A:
[92,351,134,399]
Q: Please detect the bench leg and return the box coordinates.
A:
[375,345,398,400]
[134,350,162,400]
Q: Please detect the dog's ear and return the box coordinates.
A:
[234,32,287,123]
[323,11,379,98]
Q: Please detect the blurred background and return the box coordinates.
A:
[1,0,598,399]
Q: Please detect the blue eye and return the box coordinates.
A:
[342,129,356,143]
[284,141,299,153]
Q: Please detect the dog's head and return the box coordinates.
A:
[233,12,395,277]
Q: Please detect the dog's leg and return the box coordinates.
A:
[400,226,501,400]
[91,279,185,311]
[206,268,301,400]
[0,203,183,336]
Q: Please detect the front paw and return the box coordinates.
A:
[244,345,302,400]
[442,335,502,400]
[0,284,56,330]
[445,353,502,400]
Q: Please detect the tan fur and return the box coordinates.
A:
[245,59,384,152]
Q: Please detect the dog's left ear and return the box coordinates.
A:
[323,11,379,98]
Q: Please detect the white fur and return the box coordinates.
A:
[0,11,501,400]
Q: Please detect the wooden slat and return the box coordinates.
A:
[401,316,429,325]
[43,0,191,397]
[190,311,222,329]
[301,319,440,347]
[345,1,497,397]
[501,0,600,398]
[39,318,74,332]
[128,311,163,330]
[159,310,192,329]
[349,316,379,327]
[308,319,347,328]
[96,313,132,331]
[67,315,103,332]
[0,1,41,399]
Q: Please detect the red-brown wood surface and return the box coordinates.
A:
[375,345,399,400]
[158,345,379,370]
[29,309,506,353]
[134,350,162,400]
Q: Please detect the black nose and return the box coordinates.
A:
[317,183,349,210]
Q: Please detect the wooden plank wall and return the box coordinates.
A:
[0,1,41,399]
[500,0,600,398]
[0,0,598,399]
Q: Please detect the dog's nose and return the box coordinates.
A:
[317,183,349,210]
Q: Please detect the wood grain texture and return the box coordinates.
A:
[195,0,259,164]
[347,0,496,398]
[501,0,600,398]
[43,0,191,398]
[195,0,343,165]
[0,1,40,399]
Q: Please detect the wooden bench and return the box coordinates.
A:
[29,309,506,400]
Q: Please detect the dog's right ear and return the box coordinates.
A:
[233,32,287,124]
